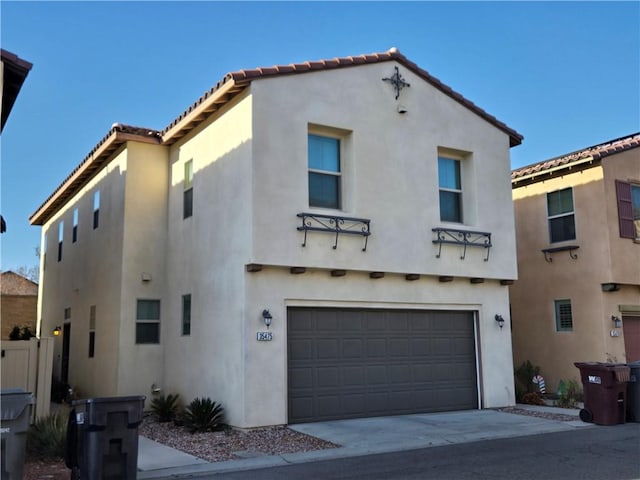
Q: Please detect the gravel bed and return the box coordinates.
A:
[138,415,339,463]
[496,406,580,422]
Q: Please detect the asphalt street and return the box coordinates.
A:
[203,423,640,480]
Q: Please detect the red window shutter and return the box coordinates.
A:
[615,180,635,238]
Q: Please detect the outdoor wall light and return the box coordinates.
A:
[495,314,505,329]
[262,310,273,329]
[53,326,62,336]
[611,316,622,328]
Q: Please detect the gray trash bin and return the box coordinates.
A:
[627,361,640,422]
[66,395,145,480]
[1,389,36,480]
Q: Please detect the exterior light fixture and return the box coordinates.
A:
[53,326,62,336]
[262,310,272,329]
[494,314,505,329]
[611,316,622,328]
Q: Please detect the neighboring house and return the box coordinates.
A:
[30,48,523,428]
[1,48,33,232]
[510,133,640,394]
[1,271,38,339]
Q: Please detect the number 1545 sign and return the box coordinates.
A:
[257,332,273,341]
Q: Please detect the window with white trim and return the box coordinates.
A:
[547,188,575,243]
[136,299,160,344]
[72,208,78,243]
[57,221,64,262]
[308,134,341,209]
[554,299,573,332]
[438,156,462,223]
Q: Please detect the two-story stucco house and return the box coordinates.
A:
[510,133,640,394]
[30,48,523,428]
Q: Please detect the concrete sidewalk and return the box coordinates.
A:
[137,405,592,479]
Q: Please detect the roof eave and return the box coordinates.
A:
[29,129,160,226]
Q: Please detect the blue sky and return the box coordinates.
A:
[1,1,639,272]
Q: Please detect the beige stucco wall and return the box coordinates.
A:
[511,151,640,391]
[37,141,168,401]
[161,92,254,423]
[159,62,517,427]
[250,63,517,279]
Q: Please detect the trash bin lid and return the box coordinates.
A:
[0,391,36,421]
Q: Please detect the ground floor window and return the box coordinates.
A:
[554,299,573,332]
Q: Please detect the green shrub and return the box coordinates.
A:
[557,379,582,408]
[514,360,541,402]
[150,393,181,423]
[27,412,67,460]
[183,397,224,433]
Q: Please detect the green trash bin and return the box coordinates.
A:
[0,389,36,480]
[66,396,145,480]
[626,361,640,422]
[574,362,630,426]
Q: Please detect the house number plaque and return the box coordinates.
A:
[256,332,273,341]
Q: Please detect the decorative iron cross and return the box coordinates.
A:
[382,66,410,100]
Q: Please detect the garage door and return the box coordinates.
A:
[288,308,478,423]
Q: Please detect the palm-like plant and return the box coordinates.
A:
[183,397,224,433]
[150,393,181,423]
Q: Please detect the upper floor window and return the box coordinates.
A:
[184,160,193,219]
[89,305,96,358]
[57,221,64,262]
[615,180,640,239]
[72,208,78,243]
[438,156,462,223]
[308,134,341,209]
[93,190,100,229]
[182,294,191,336]
[547,187,575,243]
[136,299,160,344]
[554,299,573,332]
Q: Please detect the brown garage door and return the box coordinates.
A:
[288,308,478,423]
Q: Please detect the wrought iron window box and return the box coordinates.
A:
[542,245,579,262]
[297,213,371,251]
[432,227,492,261]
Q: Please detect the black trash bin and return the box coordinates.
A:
[65,395,145,480]
[574,362,630,426]
[0,389,36,480]
[626,360,640,422]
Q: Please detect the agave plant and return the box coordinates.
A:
[150,393,181,423]
[183,397,224,433]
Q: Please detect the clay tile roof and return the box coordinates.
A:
[512,132,640,185]
[162,48,522,147]
[30,123,161,225]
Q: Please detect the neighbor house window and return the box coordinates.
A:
[438,156,462,223]
[64,307,71,321]
[554,299,573,332]
[93,190,100,229]
[547,188,575,243]
[136,299,160,344]
[89,305,96,358]
[615,180,640,239]
[72,208,78,243]
[308,134,341,209]
[58,221,64,261]
[184,160,193,219]
[182,294,191,336]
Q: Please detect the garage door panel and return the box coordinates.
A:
[288,308,478,423]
